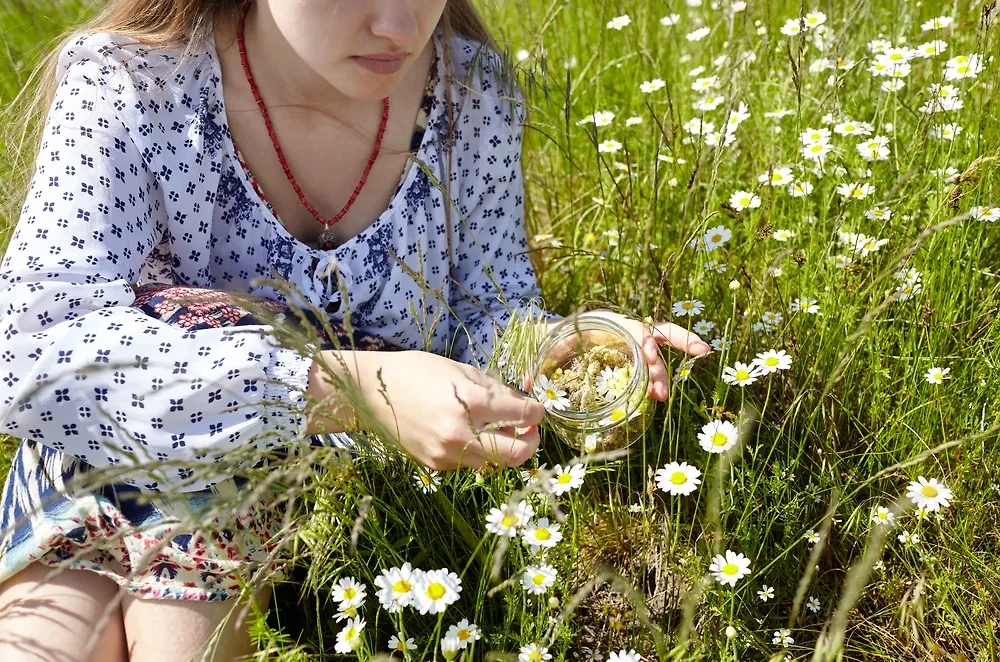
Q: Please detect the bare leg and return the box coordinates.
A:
[0,562,128,662]
[122,586,271,662]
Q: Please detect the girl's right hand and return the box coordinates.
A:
[310,350,545,470]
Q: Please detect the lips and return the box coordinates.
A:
[352,52,408,75]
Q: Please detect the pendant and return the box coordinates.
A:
[317,225,339,251]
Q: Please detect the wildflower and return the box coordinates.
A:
[871,506,895,526]
[414,469,442,494]
[334,603,360,622]
[723,361,762,387]
[334,617,365,654]
[333,576,367,609]
[865,207,892,221]
[772,229,796,242]
[752,349,792,375]
[692,75,719,91]
[672,299,705,317]
[598,139,623,154]
[773,628,794,647]
[694,94,725,111]
[693,320,716,335]
[709,550,752,586]
[655,461,702,496]
[550,463,586,495]
[906,476,953,511]
[388,634,418,653]
[710,337,730,352]
[970,206,1000,222]
[780,18,803,36]
[831,254,853,269]
[598,407,631,427]
[804,11,826,28]
[805,529,821,545]
[534,374,570,411]
[660,14,681,27]
[729,190,761,211]
[761,311,783,326]
[724,102,751,133]
[857,135,890,161]
[686,26,711,41]
[791,297,820,314]
[836,182,876,200]
[519,644,552,662]
[609,651,642,662]
[441,636,461,660]
[412,568,462,615]
[521,563,558,595]
[445,619,481,649]
[640,79,666,94]
[930,123,963,140]
[924,366,951,385]
[374,564,416,612]
[802,141,834,161]
[758,584,775,601]
[520,463,548,488]
[881,79,906,92]
[799,127,830,145]
[921,15,954,31]
[683,118,715,136]
[759,166,795,186]
[486,500,534,537]
[945,54,983,80]
[698,419,739,453]
[675,359,695,382]
[606,14,631,30]
[897,530,919,545]
[807,596,821,613]
[789,181,814,197]
[624,116,643,127]
[522,518,563,552]
[597,366,631,399]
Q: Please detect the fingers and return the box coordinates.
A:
[460,426,541,469]
[644,335,670,401]
[651,321,712,357]
[466,368,545,428]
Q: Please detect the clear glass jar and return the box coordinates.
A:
[531,316,653,453]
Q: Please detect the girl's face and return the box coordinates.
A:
[265,0,448,100]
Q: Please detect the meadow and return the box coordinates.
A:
[2,0,1000,660]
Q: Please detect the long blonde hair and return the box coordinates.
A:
[1,0,501,230]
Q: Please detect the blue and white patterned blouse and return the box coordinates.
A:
[0,29,543,490]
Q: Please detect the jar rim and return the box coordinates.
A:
[532,316,645,421]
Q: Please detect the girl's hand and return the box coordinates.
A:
[558,310,711,402]
[314,350,545,470]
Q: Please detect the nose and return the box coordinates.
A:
[369,2,419,46]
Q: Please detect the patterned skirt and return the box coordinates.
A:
[0,284,398,601]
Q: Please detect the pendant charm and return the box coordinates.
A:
[317,226,339,251]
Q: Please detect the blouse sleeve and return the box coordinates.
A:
[0,38,312,492]
[448,83,554,367]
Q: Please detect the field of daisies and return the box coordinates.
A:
[2,0,1000,661]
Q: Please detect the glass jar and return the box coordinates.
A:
[531,316,653,453]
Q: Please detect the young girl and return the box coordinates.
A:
[0,1,709,659]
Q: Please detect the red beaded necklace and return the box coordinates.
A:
[236,2,390,251]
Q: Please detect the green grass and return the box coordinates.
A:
[3,1,1000,661]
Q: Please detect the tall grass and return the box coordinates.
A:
[2,0,1000,660]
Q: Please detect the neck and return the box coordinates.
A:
[241,2,359,113]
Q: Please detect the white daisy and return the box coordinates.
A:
[865,206,893,221]
[804,529,821,545]
[672,299,705,317]
[655,461,702,496]
[752,349,792,374]
[703,225,733,249]
[772,229,796,242]
[522,517,563,552]
[807,596,821,613]
[709,550,752,586]
[698,419,739,453]
[609,651,642,662]
[596,366,631,400]
[897,530,919,545]
[924,366,951,384]
[789,180,814,197]
[412,568,462,615]
[598,139,623,154]
[906,476,953,511]
[640,78,666,94]
[388,634,418,653]
[521,563,558,595]
[374,564,416,612]
[759,166,795,186]
[334,617,366,654]
[921,16,954,31]
[757,584,775,601]
[871,506,895,526]
[660,14,681,27]
[549,463,586,495]
[686,26,711,41]
[791,297,820,314]
[519,644,552,662]
[773,628,794,647]
[836,182,876,200]
[534,374,571,411]
[722,361,762,387]
[445,619,481,649]
[485,500,534,537]
[332,576,367,610]
[606,14,631,30]
[414,469,442,494]
[693,320,716,335]
[728,190,761,211]
[801,141,834,161]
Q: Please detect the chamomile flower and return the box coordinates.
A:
[759,166,795,186]
[698,419,739,453]
[660,14,681,27]
[710,337,730,352]
[655,461,702,496]
[374,564,416,613]
[789,180,814,197]
[709,550,752,586]
[549,463,586,495]
[609,651,642,662]
[924,366,951,384]
[865,206,893,221]
[693,320,716,335]
[522,518,563,552]
[791,297,820,314]
[534,375,570,411]
[686,26,711,41]
[388,634,418,653]
[334,617,366,654]
[640,78,666,94]
[836,182,876,200]
[597,366,631,399]
[802,140,834,161]
[970,206,1000,222]
[772,229,796,241]
[752,349,792,374]
[773,629,794,647]
[780,18,804,36]
[598,139,623,154]
[898,530,919,545]
[799,127,830,145]
[332,576,367,609]
[672,299,705,317]
[624,116,643,127]
[723,361,762,387]
[921,15,954,31]
[906,476,953,511]
[804,529,821,545]
[486,500,534,537]
[412,569,462,615]
[871,506,895,526]
[804,11,826,28]
[445,619,481,649]
[857,135,891,161]
[945,54,983,80]
[598,407,631,427]
[807,596,821,613]
[758,584,775,601]
[695,94,726,111]
[692,75,719,92]
[930,123,963,140]
[606,14,631,30]
[916,40,948,57]
[414,469,442,494]
[729,190,761,211]
[519,644,552,662]
[521,563,558,595]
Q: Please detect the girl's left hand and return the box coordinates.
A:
[569,309,712,402]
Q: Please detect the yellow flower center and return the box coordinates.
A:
[502,514,517,527]
[533,573,546,585]
[921,485,938,497]
[530,653,543,662]
[393,579,411,594]
[682,301,694,310]
[607,409,627,423]
[458,630,471,641]
[765,357,779,367]
[395,642,406,652]
[735,369,750,381]
[426,582,446,600]
[345,627,357,639]
[722,562,739,575]
[711,233,722,242]
[558,474,572,484]
[545,388,558,400]
[343,587,356,600]
[670,471,687,485]
[712,432,729,447]
[535,528,551,541]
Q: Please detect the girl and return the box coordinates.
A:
[0,1,709,660]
